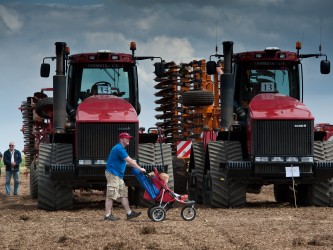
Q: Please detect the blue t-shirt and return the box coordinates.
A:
[106,143,129,179]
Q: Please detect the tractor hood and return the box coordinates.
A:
[76,95,138,122]
[248,93,314,120]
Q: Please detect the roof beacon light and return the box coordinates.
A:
[130,41,137,51]
[65,46,70,55]
[296,41,302,50]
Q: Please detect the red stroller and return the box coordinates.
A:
[143,167,196,222]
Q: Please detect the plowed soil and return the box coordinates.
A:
[1,172,333,250]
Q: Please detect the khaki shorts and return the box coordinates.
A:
[105,171,128,200]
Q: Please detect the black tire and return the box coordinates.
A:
[30,161,38,199]
[182,90,214,107]
[35,97,53,119]
[273,184,291,203]
[149,206,166,222]
[38,143,73,211]
[147,205,156,219]
[208,141,246,208]
[181,205,196,221]
[295,184,310,206]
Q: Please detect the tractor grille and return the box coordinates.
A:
[77,122,138,159]
[252,120,313,156]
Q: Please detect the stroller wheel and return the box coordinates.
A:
[147,205,155,219]
[181,205,196,221]
[150,206,166,222]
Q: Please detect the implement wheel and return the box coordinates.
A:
[35,97,53,119]
[182,90,214,106]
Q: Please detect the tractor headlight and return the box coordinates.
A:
[286,157,299,162]
[255,156,269,162]
[94,160,107,165]
[78,160,92,165]
[271,157,284,162]
[78,159,106,165]
[301,156,313,163]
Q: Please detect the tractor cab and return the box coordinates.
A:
[233,48,302,112]
[66,52,140,115]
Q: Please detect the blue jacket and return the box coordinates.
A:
[3,149,22,172]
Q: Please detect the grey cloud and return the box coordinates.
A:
[0,4,23,32]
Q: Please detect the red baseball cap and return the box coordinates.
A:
[119,132,133,139]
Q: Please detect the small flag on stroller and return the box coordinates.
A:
[131,167,160,200]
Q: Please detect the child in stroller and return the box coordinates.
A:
[132,167,196,222]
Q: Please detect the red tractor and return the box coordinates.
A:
[21,42,172,210]
[184,41,333,207]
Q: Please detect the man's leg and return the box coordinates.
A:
[121,197,142,219]
[120,197,131,214]
[5,171,12,195]
[105,198,113,216]
[104,172,121,220]
[13,171,19,195]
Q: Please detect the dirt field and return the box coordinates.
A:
[1,172,333,250]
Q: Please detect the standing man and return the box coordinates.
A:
[104,132,146,221]
[3,142,22,196]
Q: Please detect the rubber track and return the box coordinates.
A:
[138,144,155,165]
[208,141,246,208]
[38,143,73,210]
[30,161,38,199]
[310,141,333,207]
[190,142,205,203]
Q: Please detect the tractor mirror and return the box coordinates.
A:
[206,61,217,75]
[320,60,330,74]
[40,63,50,78]
[154,62,165,77]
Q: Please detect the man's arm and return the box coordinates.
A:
[125,156,146,173]
[3,152,10,166]
[16,151,22,165]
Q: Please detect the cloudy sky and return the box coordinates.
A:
[0,0,332,154]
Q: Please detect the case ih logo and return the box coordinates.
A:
[294,124,307,128]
